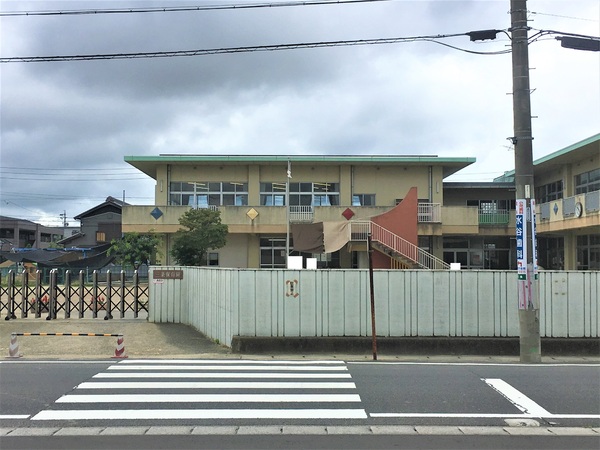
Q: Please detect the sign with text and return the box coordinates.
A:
[153,269,183,280]
[515,199,527,281]
[531,199,538,279]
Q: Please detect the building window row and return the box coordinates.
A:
[575,168,600,194]
[536,180,563,204]
[169,182,248,207]
[466,199,515,211]
[259,182,340,206]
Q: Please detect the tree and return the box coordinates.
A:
[170,208,228,266]
[108,232,161,270]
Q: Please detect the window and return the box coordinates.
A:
[352,194,376,206]
[96,231,106,242]
[536,180,563,204]
[260,182,287,207]
[207,252,219,266]
[577,234,600,270]
[260,182,340,207]
[260,237,287,268]
[466,199,514,210]
[169,182,248,207]
[575,168,600,194]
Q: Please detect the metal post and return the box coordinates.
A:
[367,233,378,361]
[510,0,541,363]
[285,159,291,268]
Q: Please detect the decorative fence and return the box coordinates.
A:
[0,269,148,320]
[149,267,599,347]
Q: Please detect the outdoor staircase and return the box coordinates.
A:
[350,221,450,270]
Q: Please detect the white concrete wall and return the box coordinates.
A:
[149,268,600,347]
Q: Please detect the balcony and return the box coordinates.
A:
[418,203,442,223]
[537,189,600,232]
[478,209,510,226]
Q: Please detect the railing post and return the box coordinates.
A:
[21,270,28,318]
[34,270,42,318]
[105,271,113,320]
[92,270,99,318]
[119,271,126,319]
[6,270,16,320]
[133,270,139,318]
[64,270,71,319]
[78,270,85,318]
[47,269,57,320]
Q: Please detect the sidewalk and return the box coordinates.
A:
[1,317,599,363]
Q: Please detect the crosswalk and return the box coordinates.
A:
[31,359,367,421]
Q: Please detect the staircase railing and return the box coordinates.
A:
[350,221,450,270]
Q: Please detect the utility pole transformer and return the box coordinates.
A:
[510,0,541,363]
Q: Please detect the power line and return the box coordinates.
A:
[0,0,390,17]
[0,32,513,63]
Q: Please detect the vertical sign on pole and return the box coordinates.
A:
[531,199,538,280]
[515,199,527,309]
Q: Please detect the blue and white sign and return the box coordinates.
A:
[515,199,527,281]
[531,199,538,279]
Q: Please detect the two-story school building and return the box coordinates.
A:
[122,133,599,271]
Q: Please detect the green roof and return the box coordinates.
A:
[125,154,476,179]
[494,133,600,181]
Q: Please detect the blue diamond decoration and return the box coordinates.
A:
[150,207,163,220]
[553,203,558,215]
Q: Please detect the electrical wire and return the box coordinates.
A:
[0,0,391,17]
[0,32,514,63]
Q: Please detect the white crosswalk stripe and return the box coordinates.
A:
[31,360,367,421]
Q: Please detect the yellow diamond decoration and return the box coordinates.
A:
[246,208,259,221]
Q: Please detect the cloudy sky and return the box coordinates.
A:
[1,0,598,227]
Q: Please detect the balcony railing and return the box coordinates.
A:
[478,209,510,225]
[289,206,313,223]
[418,203,441,223]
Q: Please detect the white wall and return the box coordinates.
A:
[149,268,600,347]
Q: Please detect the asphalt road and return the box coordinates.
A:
[1,359,599,449]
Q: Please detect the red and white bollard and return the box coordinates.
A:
[112,335,128,359]
[8,333,22,358]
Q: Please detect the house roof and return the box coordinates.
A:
[125,154,476,180]
[0,244,114,269]
[74,196,128,220]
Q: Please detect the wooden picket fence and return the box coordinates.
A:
[0,269,148,320]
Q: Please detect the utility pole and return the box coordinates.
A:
[510,0,541,363]
[59,210,69,228]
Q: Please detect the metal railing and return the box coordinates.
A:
[418,203,441,222]
[478,209,510,225]
[289,205,314,223]
[350,221,450,270]
[0,269,148,320]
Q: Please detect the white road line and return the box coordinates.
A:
[94,372,352,379]
[31,408,368,421]
[0,415,30,419]
[349,362,600,367]
[108,365,347,371]
[56,393,362,403]
[118,360,346,365]
[483,378,552,416]
[370,412,600,419]
[76,381,357,389]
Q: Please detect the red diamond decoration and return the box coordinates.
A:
[342,208,355,220]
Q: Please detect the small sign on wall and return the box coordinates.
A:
[153,269,184,280]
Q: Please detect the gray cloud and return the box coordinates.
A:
[1,0,598,225]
